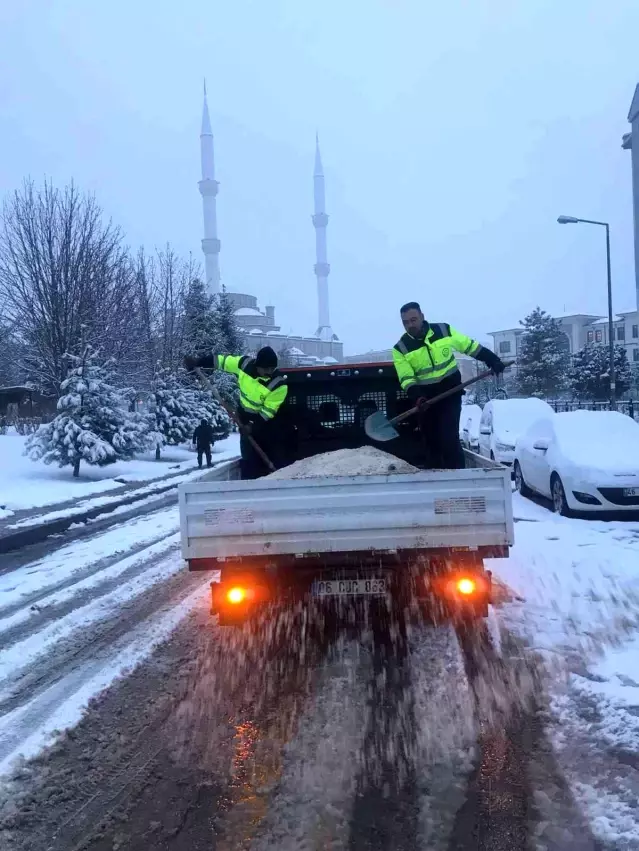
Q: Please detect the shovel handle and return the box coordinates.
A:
[390,362,514,427]
[194,367,277,473]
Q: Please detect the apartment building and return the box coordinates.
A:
[489,311,639,366]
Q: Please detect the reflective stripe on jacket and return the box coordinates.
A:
[215,354,288,421]
[392,322,481,392]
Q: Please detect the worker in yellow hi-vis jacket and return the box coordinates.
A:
[186,346,288,479]
[393,301,505,469]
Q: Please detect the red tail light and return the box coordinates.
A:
[456,577,476,596]
[227,587,247,605]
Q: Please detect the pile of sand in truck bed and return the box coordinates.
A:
[266,446,419,479]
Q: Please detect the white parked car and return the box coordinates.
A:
[478,398,555,467]
[514,410,639,515]
[459,404,483,453]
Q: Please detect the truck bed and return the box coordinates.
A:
[179,451,514,563]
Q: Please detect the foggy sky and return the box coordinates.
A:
[1,0,638,354]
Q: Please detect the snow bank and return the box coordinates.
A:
[267,446,418,479]
[554,410,639,471]
[0,433,240,514]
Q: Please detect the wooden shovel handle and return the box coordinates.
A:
[391,362,513,427]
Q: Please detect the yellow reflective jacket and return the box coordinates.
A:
[215,354,288,422]
[392,322,482,396]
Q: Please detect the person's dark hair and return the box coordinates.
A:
[201,418,208,425]
[400,301,422,314]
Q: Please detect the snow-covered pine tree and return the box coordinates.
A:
[189,386,232,442]
[26,347,153,477]
[150,364,199,460]
[569,343,632,401]
[211,288,245,355]
[182,277,217,358]
[516,307,570,398]
[207,287,245,408]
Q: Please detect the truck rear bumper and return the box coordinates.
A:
[208,555,494,625]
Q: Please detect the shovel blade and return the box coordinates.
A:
[365,411,399,442]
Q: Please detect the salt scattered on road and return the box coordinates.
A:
[267,446,418,479]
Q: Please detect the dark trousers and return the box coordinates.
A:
[418,392,465,469]
[240,432,281,480]
[197,445,212,468]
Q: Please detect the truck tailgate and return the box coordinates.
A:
[179,466,514,561]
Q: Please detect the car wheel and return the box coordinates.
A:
[551,474,571,517]
[514,461,533,498]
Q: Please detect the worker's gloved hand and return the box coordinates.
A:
[416,396,430,410]
[491,357,506,375]
[183,354,216,372]
[240,422,253,436]
[478,348,505,376]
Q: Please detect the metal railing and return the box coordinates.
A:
[548,399,638,419]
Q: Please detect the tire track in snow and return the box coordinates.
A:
[0,580,209,778]
[0,503,183,620]
[0,553,207,741]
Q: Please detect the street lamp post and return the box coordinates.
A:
[557,215,616,408]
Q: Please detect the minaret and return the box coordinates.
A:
[199,81,221,295]
[313,134,333,340]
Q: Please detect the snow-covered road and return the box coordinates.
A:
[0,503,212,777]
[0,489,638,849]
[492,492,639,848]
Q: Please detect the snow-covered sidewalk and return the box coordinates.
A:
[0,433,240,523]
[490,493,639,847]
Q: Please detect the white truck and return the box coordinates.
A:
[179,362,514,627]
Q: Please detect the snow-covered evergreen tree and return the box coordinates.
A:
[516,308,570,398]
[182,277,217,358]
[211,288,245,355]
[189,387,232,442]
[208,288,244,407]
[150,364,199,459]
[569,343,632,401]
[26,347,153,477]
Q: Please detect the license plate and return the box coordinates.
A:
[624,487,639,497]
[313,578,387,597]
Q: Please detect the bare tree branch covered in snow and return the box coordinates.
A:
[152,246,197,372]
[0,180,140,396]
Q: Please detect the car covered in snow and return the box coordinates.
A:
[477,397,555,467]
[514,409,639,515]
[459,403,483,453]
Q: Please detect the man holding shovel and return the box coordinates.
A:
[393,302,505,469]
[185,346,288,479]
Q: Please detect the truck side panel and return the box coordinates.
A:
[179,467,514,562]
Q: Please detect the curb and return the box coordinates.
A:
[0,459,240,556]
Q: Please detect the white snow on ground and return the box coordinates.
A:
[0,550,185,689]
[0,433,240,515]
[267,446,418,479]
[5,459,237,529]
[0,533,180,635]
[490,492,639,847]
[0,506,183,608]
[0,581,208,778]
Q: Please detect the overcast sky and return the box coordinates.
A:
[1,0,639,354]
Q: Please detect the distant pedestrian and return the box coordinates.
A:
[193,418,214,468]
